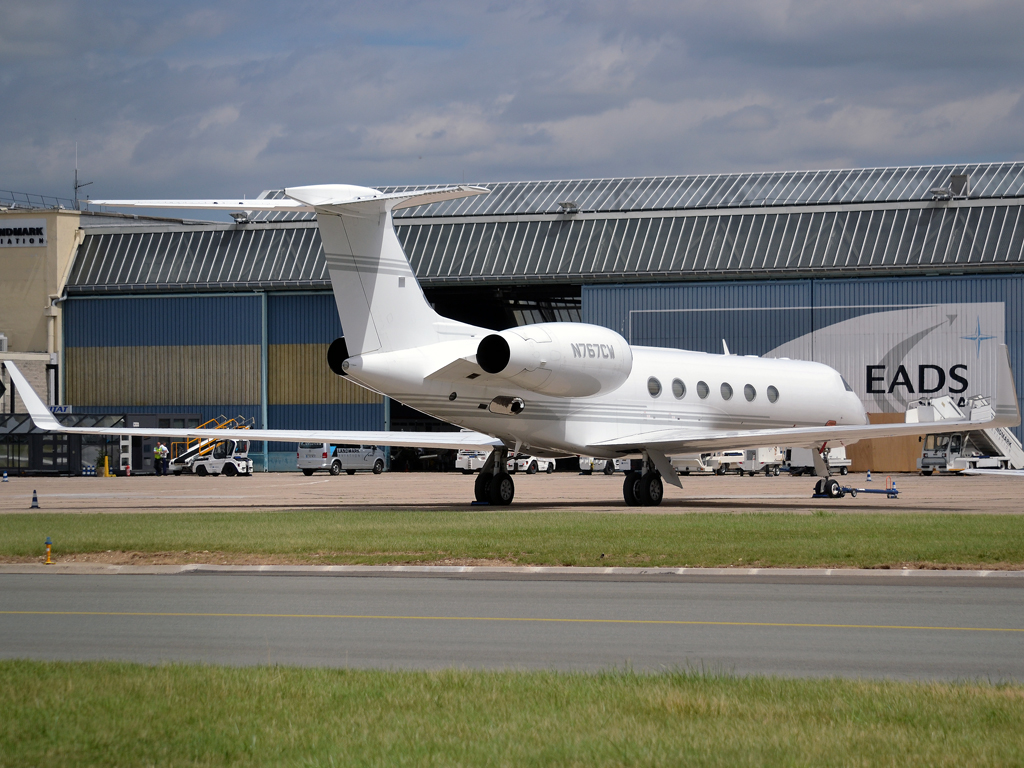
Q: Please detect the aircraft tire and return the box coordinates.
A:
[373,459,384,474]
[825,478,843,499]
[302,469,315,476]
[474,472,491,503]
[639,472,664,506]
[330,462,342,476]
[489,472,515,505]
[622,472,641,506]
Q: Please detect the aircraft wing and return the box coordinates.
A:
[592,344,1021,456]
[963,469,1024,476]
[3,362,502,452]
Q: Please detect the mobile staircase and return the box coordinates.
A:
[908,395,1024,473]
[169,415,255,475]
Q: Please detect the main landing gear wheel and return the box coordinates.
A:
[474,472,491,502]
[623,471,640,506]
[639,472,664,506]
[489,472,515,505]
[329,462,342,476]
[623,471,664,507]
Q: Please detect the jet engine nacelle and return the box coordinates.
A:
[476,323,632,398]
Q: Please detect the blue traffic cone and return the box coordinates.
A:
[30,490,39,509]
[2,470,7,482]
[866,470,872,482]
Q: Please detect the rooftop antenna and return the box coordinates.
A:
[73,143,92,211]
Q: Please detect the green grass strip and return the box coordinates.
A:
[2,511,1023,568]
[2,661,1022,767]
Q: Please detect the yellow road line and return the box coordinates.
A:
[1,610,1022,633]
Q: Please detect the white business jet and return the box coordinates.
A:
[5,184,1021,505]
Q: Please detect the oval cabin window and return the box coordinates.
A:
[648,377,662,397]
[767,385,779,403]
[672,379,686,399]
[696,381,710,399]
[744,384,756,402]
[721,382,733,400]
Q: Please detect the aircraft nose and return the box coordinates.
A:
[850,392,869,425]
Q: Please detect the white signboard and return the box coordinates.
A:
[767,302,1005,413]
[0,218,47,247]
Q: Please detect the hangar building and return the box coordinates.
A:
[2,162,1023,474]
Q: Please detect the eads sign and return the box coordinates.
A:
[0,218,46,247]
[768,302,1005,413]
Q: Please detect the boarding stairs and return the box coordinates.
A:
[169,415,255,473]
[908,395,1024,470]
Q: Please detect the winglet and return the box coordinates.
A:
[2,362,62,430]
[996,344,1021,428]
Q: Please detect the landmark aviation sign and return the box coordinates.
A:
[0,218,47,247]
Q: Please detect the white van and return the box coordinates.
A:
[297,443,385,476]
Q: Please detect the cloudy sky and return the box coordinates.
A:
[3,0,1022,202]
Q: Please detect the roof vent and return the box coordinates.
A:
[930,186,951,201]
[557,201,579,214]
[950,173,970,199]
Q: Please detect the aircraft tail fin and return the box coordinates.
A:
[284,184,489,356]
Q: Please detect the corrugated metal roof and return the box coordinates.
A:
[252,162,1024,222]
[67,162,1024,294]
[68,199,1024,293]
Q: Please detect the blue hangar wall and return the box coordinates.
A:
[583,273,1024,442]
[63,293,385,470]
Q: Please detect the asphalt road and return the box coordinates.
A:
[3,572,1023,680]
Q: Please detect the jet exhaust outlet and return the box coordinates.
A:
[477,335,510,374]
[488,396,525,415]
[327,337,349,376]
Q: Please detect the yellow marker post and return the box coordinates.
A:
[44,537,53,565]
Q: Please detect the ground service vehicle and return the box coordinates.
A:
[670,454,712,475]
[578,456,630,474]
[786,446,850,476]
[909,396,1024,473]
[508,453,555,474]
[456,449,490,473]
[297,443,385,475]
[738,446,786,476]
[187,439,252,477]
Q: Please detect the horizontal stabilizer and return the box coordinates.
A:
[3,362,502,452]
[90,198,314,212]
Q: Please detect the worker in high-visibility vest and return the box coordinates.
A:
[154,442,168,476]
